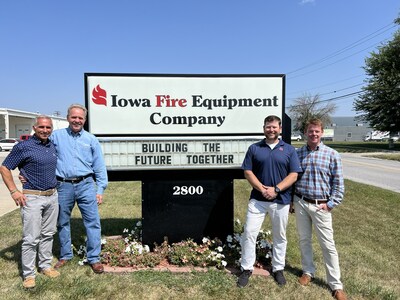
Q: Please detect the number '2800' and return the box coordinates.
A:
[172,186,204,195]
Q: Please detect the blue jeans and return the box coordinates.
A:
[57,177,101,264]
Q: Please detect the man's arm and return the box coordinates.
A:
[0,165,27,206]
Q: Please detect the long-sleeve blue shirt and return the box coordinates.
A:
[51,127,108,195]
[295,142,344,209]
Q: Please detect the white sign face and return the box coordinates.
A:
[99,137,261,170]
[86,74,285,136]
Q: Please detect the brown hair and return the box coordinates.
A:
[264,115,281,126]
[305,118,324,131]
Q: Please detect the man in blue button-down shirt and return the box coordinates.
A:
[1,116,60,288]
[51,104,108,274]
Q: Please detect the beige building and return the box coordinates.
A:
[0,108,68,139]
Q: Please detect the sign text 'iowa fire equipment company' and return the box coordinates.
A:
[85,73,285,171]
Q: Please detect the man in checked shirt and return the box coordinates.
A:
[294,118,347,300]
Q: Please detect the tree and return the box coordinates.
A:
[288,93,337,133]
[354,17,400,133]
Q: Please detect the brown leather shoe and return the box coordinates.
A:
[41,268,60,278]
[54,259,69,269]
[23,276,35,289]
[299,273,312,286]
[332,289,347,300]
[90,262,104,274]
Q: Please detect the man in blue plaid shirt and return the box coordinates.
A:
[294,118,347,300]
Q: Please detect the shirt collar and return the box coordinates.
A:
[306,141,324,151]
[67,126,83,136]
[31,134,51,146]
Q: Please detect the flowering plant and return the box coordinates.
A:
[74,219,272,269]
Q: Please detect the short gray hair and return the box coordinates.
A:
[67,103,87,118]
[34,115,53,127]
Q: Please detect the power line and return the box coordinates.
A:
[287,83,364,101]
[287,74,364,95]
[287,39,389,79]
[286,23,396,75]
[285,91,364,109]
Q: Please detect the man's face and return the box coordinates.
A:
[33,118,53,142]
[263,120,281,141]
[305,124,323,145]
[67,108,86,133]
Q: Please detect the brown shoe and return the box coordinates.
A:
[41,268,60,278]
[299,273,312,286]
[332,289,347,300]
[54,259,69,269]
[90,262,104,274]
[23,276,35,289]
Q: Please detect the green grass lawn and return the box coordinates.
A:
[0,180,399,299]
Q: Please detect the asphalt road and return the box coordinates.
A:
[340,152,400,194]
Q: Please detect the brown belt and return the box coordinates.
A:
[22,188,57,196]
[295,193,327,205]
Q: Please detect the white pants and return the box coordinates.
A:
[240,199,289,272]
[21,193,58,278]
[294,195,343,291]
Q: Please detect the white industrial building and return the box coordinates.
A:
[0,108,68,139]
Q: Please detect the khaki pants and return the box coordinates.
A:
[294,195,343,291]
[20,192,58,278]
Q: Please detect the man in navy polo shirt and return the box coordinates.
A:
[237,115,302,288]
[0,115,60,289]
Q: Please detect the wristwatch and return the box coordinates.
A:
[274,186,281,193]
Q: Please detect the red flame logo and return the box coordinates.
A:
[92,84,107,106]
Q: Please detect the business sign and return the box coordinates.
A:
[85,73,285,170]
[100,136,261,170]
[85,74,285,136]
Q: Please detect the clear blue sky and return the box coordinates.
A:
[1,0,399,117]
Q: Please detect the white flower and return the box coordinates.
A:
[78,260,85,266]
[125,246,131,253]
[226,235,233,243]
[124,237,129,243]
[144,245,150,253]
[136,221,142,227]
[202,237,210,244]
[221,260,227,267]
[123,228,129,233]
[236,219,241,224]
[260,240,268,249]
[101,238,107,245]
[217,246,223,252]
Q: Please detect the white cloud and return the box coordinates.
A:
[299,0,316,5]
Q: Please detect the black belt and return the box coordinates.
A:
[56,174,93,184]
[295,193,327,205]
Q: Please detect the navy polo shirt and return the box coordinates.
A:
[2,135,57,190]
[241,139,302,204]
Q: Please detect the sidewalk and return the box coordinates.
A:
[0,152,22,217]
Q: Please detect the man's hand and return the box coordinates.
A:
[18,174,27,184]
[96,194,103,205]
[317,203,331,212]
[11,191,27,207]
[261,186,277,201]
